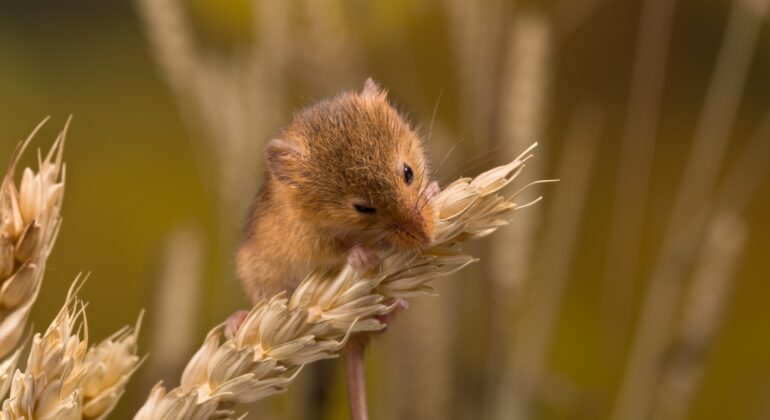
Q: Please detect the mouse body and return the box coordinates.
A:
[236,79,439,302]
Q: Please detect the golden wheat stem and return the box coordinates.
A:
[134,144,542,420]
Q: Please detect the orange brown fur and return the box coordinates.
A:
[237,79,436,303]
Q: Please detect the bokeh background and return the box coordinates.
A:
[1,0,769,419]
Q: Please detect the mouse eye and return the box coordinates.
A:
[403,163,414,185]
[353,204,376,214]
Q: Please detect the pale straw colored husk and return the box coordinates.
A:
[0,119,66,399]
[135,143,543,420]
[1,281,144,420]
[81,311,145,419]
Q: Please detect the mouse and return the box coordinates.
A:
[235,78,440,304]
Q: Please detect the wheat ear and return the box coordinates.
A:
[134,143,543,419]
[0,118,67,399]
[1,279,144,420]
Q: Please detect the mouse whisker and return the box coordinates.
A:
[433,146,502,183]
[432,140,463,180]
[427,89,443,145]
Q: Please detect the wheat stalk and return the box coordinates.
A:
[490,15,553,418]
[650,212,747,420]
[0,118,66,399]
[1,279,144,420]
[136,0,289,219]
[134,143,543,419]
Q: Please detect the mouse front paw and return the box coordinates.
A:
[347,245,380,274]
[375,298,409,328]
[224,309,250,339]
[424,181,440,203]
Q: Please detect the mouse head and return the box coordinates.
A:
[266,78,437,253]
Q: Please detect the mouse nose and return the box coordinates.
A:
[394,206,433,249]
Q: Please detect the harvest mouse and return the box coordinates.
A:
[235,79,440,304]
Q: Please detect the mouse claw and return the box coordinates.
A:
[375,298,410,328]
[424,181,440,203]
[347,245,380,274]
[225,310,250,339]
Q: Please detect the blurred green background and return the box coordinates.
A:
[1,0,769,419]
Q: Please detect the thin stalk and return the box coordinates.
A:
[344,339,370,420]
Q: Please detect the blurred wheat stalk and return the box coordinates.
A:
[134,144,544,419]
[0,121,144,419]
[136,0,289,221]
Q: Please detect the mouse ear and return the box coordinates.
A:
[361,78,387,101]
[266,138,303,185]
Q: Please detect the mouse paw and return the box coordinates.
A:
[224,310,249,339]
[347,245,380,274]
[424,181,440,203]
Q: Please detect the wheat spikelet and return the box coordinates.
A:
[81,312,145,420]
[135,143,542,419]
[1,286,89,420]
[1,280,144,420]
[0,118,66,398]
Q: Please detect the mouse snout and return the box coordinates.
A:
[390,205,434,250]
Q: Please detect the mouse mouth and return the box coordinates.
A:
[387,223,432,250]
